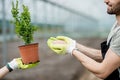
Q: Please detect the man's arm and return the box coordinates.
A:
[47,36,103,61]
[47,36,120,79]
[72,48,120,79]
[76,43,103,62]
[0,66,9,78]
[48,36,120,79]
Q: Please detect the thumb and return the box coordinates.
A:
[47,37,57,46]
[56,36,68,41]
[56,36,65,39]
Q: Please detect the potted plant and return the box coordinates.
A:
[11,0,39,64]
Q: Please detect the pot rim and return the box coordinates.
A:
[18,43,39,47]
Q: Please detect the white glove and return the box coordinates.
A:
[6,59,18,72]
[56,36,76,55]
[6,58,39,72]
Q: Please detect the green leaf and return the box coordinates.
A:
[11,0,37,45]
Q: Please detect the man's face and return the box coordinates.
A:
[104,0,120,15]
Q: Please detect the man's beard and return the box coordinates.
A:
[107,2,120,15]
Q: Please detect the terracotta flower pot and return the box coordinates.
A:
[18,43,40,64]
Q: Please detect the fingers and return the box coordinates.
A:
[52,47,67,55]
[47,36,71,55]
[52,40,66,44]
[16,59,39,69]
[50,37,57,40]
[56,36,72,44]
[50,44,67,54]
[47,37,57,47]
[56,36,67,40]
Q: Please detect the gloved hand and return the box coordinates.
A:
[47,36,76,55]
[47,37,67,55]
[6,58,39,72]
[56,36,76,54]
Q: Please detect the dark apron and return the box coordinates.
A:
[101,38,120,80]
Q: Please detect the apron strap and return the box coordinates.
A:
[107,37,112,47]
[101,37,120,80]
